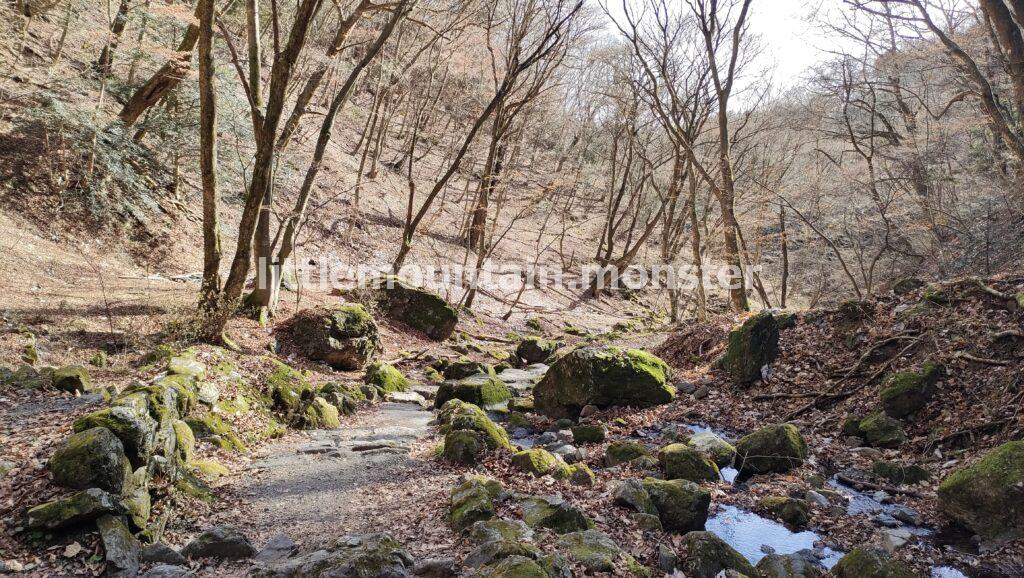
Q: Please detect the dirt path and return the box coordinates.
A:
[214,401,462,571]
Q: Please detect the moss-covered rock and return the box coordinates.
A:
[571,424,607,444]
[720,312,780,386]
[872,461,930,485]
[300,396,342,429]
[859,411,906,448]
[879,363,943,418]
[758,496,810,527]
[435,374,512,409]
[556,463,596,486]
[439,357,495,381]
[468,519,532,545]
[192,459,230,480]
[185,413,247,453]
[557,529,621,572]
[172,420,195,465]
[922,283,948,304]
[512,449,562,477]
[832,547,920,578]
[290,304,381,370]
[533,346,674,418]
[687,432,736,469]
[24,488,126,530]
[364,361,409,394]
[168,356,206,379]
[612,479,657,515]
[182,525,256,560]
[266,361,315,416]
[937,441,1024,541]
[517,337,559,364]
[641,477,710,533]
[51,365,91,393]
[734,423,808,475]
[604,440,651,467]
[442,430,483,465]
[122,466,151,529]
[375,276,459,340]
[477,556,548,578]
[520,495,591,534]
[74,393,158,467]
[437,400,510,450]
[756,553,825,578]
[450,476,500,530]
[153,374,199,416]
[4,364,50,388]
[658,443,721,483]
[679,531,757,578]
[49,427,130,493]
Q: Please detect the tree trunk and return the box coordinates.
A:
[95,0,131,76]
[197,0,222,323]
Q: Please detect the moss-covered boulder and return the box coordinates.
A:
[756,553,825,578]
[512,449,562,477]
[517,337,559,364]
[556,463,596,486]
[301,396,342,429]
[290,304,381,370]
[641,478,710,533]
[937,441,1024,541]
[520,495,591,534]
[872,461,930,485]
[658,444,721,483]
[477,556,548,578]
[859,411,906,448]
[879,363,943,418]
[24,488,126,530]
[442,430,483,465]
[450,476,502,530]
[687,432,736,469]
[720,311,780,386]
[679,531,757,578]
[571,424,607,444]
[440,357,495,380]
[832,547,920,578]
[533,346,674,418]
[435,374,511,409]
[557,529,621,572]
[185,413,247,453]
[51,365,91,393]
[734,423,808,475]
[364,361,409,394]
[612,479,657,515]
[758,496,810,527]
[375,276,458,340]
[4,364,50,388]
[602,440,651,467]
[73,393,158,467]
[437,400,510,450]
[605,441,651,467]
[49,427,130,493]
[266,361,315,416]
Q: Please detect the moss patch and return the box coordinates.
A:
[364,362,409,394]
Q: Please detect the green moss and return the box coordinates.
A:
[879,362,943,418]
[172,420,195,464]
[49,427,130,493]
[375,276,459,340]
[192,459,230,480]
[557,529,621,572]
[1016,292,1024,309]
[680,531,758,578]
[302,396,341,429]
[74,397,157,467]
[642,478,710,533]
[184,413,247,453]
[478,556,548,578]
[720,312,780,386]
[512,449,561,476]
[440,357,495,380]
[571,424,607,444]
[435,374,512,408]
[872,461,930,485]
[832,547,919,578]
[658,443,720,482]
[686,432,736,469]
[859,411,906,448]
[153,374,198,416]
[24,488,127,530]
[174,472,215,502]
[519,495,591,533]
[168,356,206,379]
[516,336,559,364]
[262,419,287,439]
[938,441,1024,541]
[450,476,499,529]
[266,360,314,413]
[364,362,409,393]
[922,283,948,304]
[555,463,596,486]
[438,400,510,450]
[605,441,651,466]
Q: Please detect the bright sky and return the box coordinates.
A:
[748,0,830,88]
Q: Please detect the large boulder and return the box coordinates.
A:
[519,495,591,534]
[49,427,131,493]
[679,531,757,578]
[249,533,412,578]
[734,423,808,476]
[182,526,256,560]
[375,276,458,341]
[24,488,126,531]
[604,441,652,467]
[758,496,810,527]
[831,547,920,578]
[612,479,657,515]
[437,400,510,450]
[658,444,721,483]
[756,552,825,578]
[74,392,158,467]
[440,358,495,380]
[534,346,674,419]
[435,374,512,409]
[720,311,779,386]
[512,449,564,477]
[641,478,710,533]
[879,363,943,418]
[290,304,381,370]
[557,530,621,572]
[364,361,409,394]
[450,476,502,530]
[937,441,1024,542]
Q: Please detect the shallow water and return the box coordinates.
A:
[706,505,844,568]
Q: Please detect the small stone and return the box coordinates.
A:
[805,491,830,508]
[872,514,901,528]
[142,565,194,578]
[412,558,457,577]
[141,543,187,566]
[632,512,663,532]
[880,528,914,553]
[692,385,710,400]
[657,544,678,572]
[182,526,256,560]
[580,404,599,417]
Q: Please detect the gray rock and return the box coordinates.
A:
[197,383,220,406]
[804,491,829,508]
[890,505,922,526]
[412,558,456,577]
[141,565,194,578]
[631,512,663,532]
[872,513,901,528]
[255,534,299,562]
[49,426,131,493]
[611,479,657,515]
[546,444,583,464]
[182,526,256,560]
[24,488,127,531]
[140,543,186,566]
[692,385,710,400]
[97,515,140,578]
[250,533,412,578]
[657,544,678,572]
[579,404,599,417]
[756,551,825,578]
[557,529,620,572]
[880,528,914,553]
